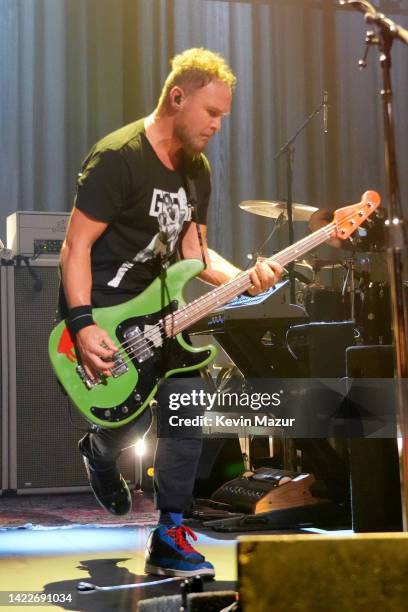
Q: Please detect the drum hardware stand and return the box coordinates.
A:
[246,211,286,264]
[340,0,408,527]
[274,93,328,304]
[292,268,312,286]
[310,260,330,286]
[342,258,358,321]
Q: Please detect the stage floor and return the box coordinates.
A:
[0,524,237,611]
[0,492,352,610]
[0,524,355,611]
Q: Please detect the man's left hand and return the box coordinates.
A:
[247,258,283,296]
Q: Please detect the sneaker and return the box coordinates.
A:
[144,524,215,577]
[82,455,132,516]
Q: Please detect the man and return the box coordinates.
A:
[60,48,282,577]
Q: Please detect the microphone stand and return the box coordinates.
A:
[246,211,286,265]
[274,95,327,303]
[340,0,408,527]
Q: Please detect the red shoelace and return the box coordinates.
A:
[166,525,200,554]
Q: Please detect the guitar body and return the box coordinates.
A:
[48,259,216,429]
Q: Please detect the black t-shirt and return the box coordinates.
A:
[71,118,211,307]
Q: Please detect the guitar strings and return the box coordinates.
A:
[113,222,333,357]
[105,204,375,376]
[110,219,337,362]
[107,223,335,374]
[151,202,376,338]
[107,219,343,373]
[107,223,336,373]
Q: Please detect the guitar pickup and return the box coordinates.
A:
[123,325,153,363]
[76,352,128,388]
[111,352,128,378]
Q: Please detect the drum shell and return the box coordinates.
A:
[303,286,347,322]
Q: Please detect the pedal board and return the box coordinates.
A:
[210,467,329,514]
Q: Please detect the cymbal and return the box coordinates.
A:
[240,200,318,221]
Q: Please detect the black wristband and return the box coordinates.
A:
[67,305,94,335]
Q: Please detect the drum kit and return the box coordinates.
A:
[239,198,392,345]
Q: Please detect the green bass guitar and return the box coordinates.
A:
[48,192,380,428]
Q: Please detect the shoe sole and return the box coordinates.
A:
[93,490,132,516]
[144,562,215,578]
[82,456,132,516]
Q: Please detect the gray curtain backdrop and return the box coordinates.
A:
[1,0,407,266]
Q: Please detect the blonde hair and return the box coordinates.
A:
[157,48,236,111]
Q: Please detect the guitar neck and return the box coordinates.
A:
[164,221,335,336]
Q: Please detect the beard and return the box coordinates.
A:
[174,121,206,156]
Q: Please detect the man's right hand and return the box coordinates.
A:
[75,324,117,380]
[60,208,115,380]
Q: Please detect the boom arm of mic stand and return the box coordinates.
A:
[273,101,325,162]
[339,0,408,46]
[274,98,326,304]
[365,12,408,46]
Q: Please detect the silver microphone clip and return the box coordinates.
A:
[323,91,329,134]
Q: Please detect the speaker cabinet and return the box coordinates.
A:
[238,533,408,612]
[7,264,136,493]
[346,345,402,532]
[287,321,355,377]
[0,265,9,492]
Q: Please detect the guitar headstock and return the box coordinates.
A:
[333,191,381,241]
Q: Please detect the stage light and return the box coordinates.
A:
[135,438,147,457]
[392,217,400,225]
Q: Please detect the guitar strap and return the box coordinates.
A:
[184,172,208,270]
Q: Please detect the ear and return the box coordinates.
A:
[170,86,184,108]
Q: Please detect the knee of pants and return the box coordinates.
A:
[79,409,153,462]
[156,377,208,439]
[154,435,203,464]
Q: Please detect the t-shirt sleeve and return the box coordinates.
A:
[194,154,211,225]
[74,148,130,222]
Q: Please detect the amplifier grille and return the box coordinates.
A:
[13,266,135,490]
[0,268,4,489]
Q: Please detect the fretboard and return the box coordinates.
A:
[163,221,335,337]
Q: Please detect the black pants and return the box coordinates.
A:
[79,376,205,513]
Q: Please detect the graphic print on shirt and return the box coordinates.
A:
[107,187,191,288]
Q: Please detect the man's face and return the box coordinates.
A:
[174,79,232,155]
